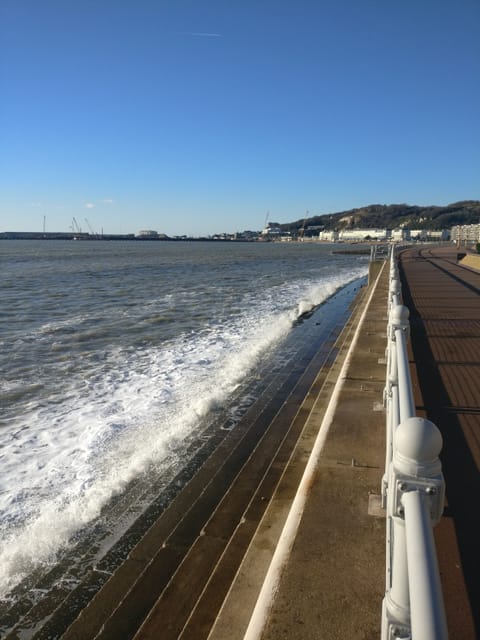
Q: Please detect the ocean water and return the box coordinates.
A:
[0,240,368,602]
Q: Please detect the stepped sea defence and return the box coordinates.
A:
[0,240,368,636]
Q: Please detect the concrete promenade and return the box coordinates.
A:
[211,245,479,639]
[210,259,389,639]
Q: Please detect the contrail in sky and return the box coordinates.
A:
[185,32,222,37]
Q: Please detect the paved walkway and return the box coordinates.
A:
[399,245,480,640]
[212,245,480,640]
[210,260,389,639]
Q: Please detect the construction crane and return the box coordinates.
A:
[262,211,270,233]
[299,211,309,241]
[259,212,271,239]
[85,218,97,238]
[71,217,82,234]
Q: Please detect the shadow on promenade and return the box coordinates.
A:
[399,253,480,638]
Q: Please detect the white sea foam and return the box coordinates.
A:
[0,264,367,596]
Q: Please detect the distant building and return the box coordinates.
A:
[137,230,159,239]
[339,228,387,241]
[391,228,411,242]
[425,229,450,241]
[316,226,451,244]
[261,223,282,237]
[451,223,480,245]
[318,230,339,242]
[410,229,427,241]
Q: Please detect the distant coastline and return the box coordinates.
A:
[0,231,366,243]
[0,232,252,242]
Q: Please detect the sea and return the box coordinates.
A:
[0,239,368,613]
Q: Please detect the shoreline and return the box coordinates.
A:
[0,277,367,638]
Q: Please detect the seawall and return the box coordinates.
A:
[210,258,389,639]
[2,261,389,640]
[460,252,480,272]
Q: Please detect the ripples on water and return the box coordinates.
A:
[0,240,368,598]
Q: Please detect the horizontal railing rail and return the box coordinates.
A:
[381,247,448,640]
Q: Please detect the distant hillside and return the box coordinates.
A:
[277,201,480,236]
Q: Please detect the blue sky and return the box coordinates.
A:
[1,1,479,236]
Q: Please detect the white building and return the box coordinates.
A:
[319,227,450,243]
[137,229,159,239]
[451,223,480,245]
[261,223,282,237]
[339,228,388,241]
[425,229,450,241]
[318,230,339,242]
[410,229,427,241]
[391,228,411,242]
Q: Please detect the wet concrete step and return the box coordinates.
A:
[80,343,340,640]
[2,283,363,640]
[133,292,368,640]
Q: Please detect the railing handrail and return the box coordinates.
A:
[381,247,448,640]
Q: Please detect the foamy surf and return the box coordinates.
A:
[0,241,367,598]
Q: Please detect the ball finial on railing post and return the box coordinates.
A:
[395,416,443,466]
[393,417,445,524]
[390,304,409,330]
[390,277,401,296]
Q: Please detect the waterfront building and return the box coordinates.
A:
[339,228,388,241]
[318,230,339,242]
[391,228,411,242]
[426,229,450,241]
[410,229,427,241]
[451,223,480,245]
[137,229,159,239]
[261,223,282,237]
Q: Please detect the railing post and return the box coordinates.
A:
[383,465,411,639]
[389,277,401,309]
[397,417,448,640]
[383,416,446,639]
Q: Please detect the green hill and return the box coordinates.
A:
[277,201,480,236]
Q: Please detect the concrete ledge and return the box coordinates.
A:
[210,261,389,640]
[460,253,480,272]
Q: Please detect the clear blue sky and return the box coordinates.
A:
[1,1,479,236]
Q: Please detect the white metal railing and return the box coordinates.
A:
[381,248,448,639]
